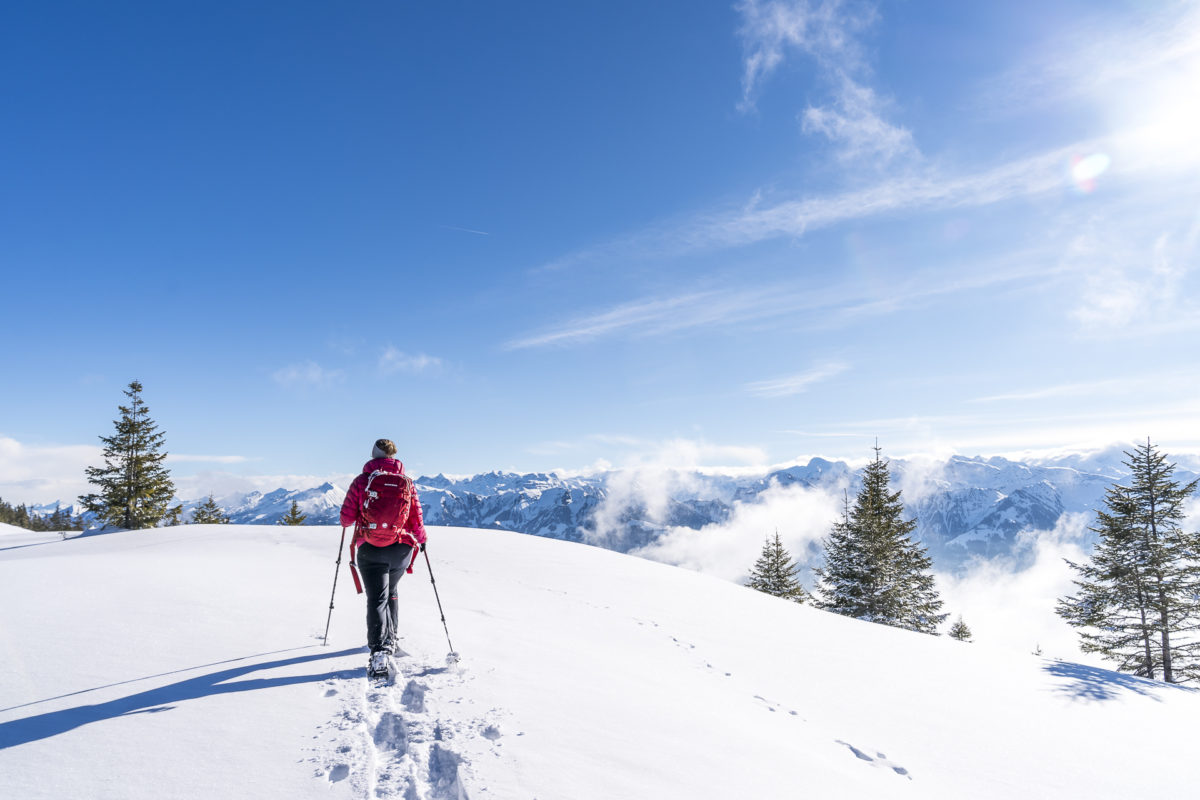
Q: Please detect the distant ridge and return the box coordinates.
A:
[37,447,1198,567]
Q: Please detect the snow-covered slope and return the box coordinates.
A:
[2,524,1196,799]
[0,521,63,548]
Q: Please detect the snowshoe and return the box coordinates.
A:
[367,650,394,682]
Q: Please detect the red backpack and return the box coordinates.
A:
[358,469,415,546]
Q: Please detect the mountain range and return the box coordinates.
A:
[39,446,1198,569]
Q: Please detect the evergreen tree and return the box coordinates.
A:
[47,505,68,531]
[746,531,809,603]
[79,381,176,530]
[190,494,230,524]
[162,504,183,527]
[278,500,308,526]
[948,616,973,642]
[1057,440,1200,683]
[0,498,82,531]
[814,446,946,634]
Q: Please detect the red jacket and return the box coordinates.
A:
[339,457,427,544]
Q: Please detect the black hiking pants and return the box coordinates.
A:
[356,541,414,654]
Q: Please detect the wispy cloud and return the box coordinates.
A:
[983,3,1200,113]
[737,0,915,163]
[505,291,726,349]
[271,361,344,388]
[512,246,1061,349]
[537,138,1086,276]
[379,347,443,375]
[746,361,849,397]
[737,0,868,111]
[526,433,748,463]
[970,379,1127,404]
[543,4,1198,279]
[782,403,1200,462]
[167,454,252,464]
[1069,218,1200,337]
[971,370,1200,407]
[697,143,1077,248]
[440,224,490,236]
[801,73,917,163]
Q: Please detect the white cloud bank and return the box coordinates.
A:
[633,482,842,583]
[617,468,1120,667]
[0,437,100,506]
[935,514,1102,666]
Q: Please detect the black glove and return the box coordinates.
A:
[420,542,427,553]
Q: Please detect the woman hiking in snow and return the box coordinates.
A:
[340,438,427,677]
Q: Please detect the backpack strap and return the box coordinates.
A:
[348,534,364,594]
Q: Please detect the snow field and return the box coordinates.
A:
[2,523,1199,799]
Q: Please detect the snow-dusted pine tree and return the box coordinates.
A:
[948,616,973,642]
[79,381,176,530]
[1057,440,1200,683]
[746,531,808,603]
[814,446,946,634]
[191,494,230,524]
[278,500,308,526]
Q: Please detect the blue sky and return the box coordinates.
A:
[2,0,1199,501]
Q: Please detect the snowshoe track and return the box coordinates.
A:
[315,646,500,799]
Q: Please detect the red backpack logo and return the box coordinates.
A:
[359,470,414,545]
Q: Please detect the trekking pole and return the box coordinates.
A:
[322,527,348,646]
[423,547,459,662]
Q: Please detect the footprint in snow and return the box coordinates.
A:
[374,711,409,754]
[835,740,911,779]
[428,743,470,800]
[402,680,428,713]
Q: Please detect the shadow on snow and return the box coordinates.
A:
[0,647,361,749]
[0,526,129,553]
[1043,660,1195,702]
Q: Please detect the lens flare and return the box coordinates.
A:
[1069,153,1111,193]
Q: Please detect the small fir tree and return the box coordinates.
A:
[746,531,809,603]
[190,495,230,524]
[162,504,183,527]
[278,500,308,526]
[79,381,177,530]
[1057,439,1200,683]
[948,616,973,642]
[814,445,947,634]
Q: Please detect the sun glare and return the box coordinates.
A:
[1069,153,1111,193]
[1112,52,1200,173]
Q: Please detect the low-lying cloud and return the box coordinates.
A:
[935,514,1102,665]
[633,482,843,583]
[605,463,1116,668]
